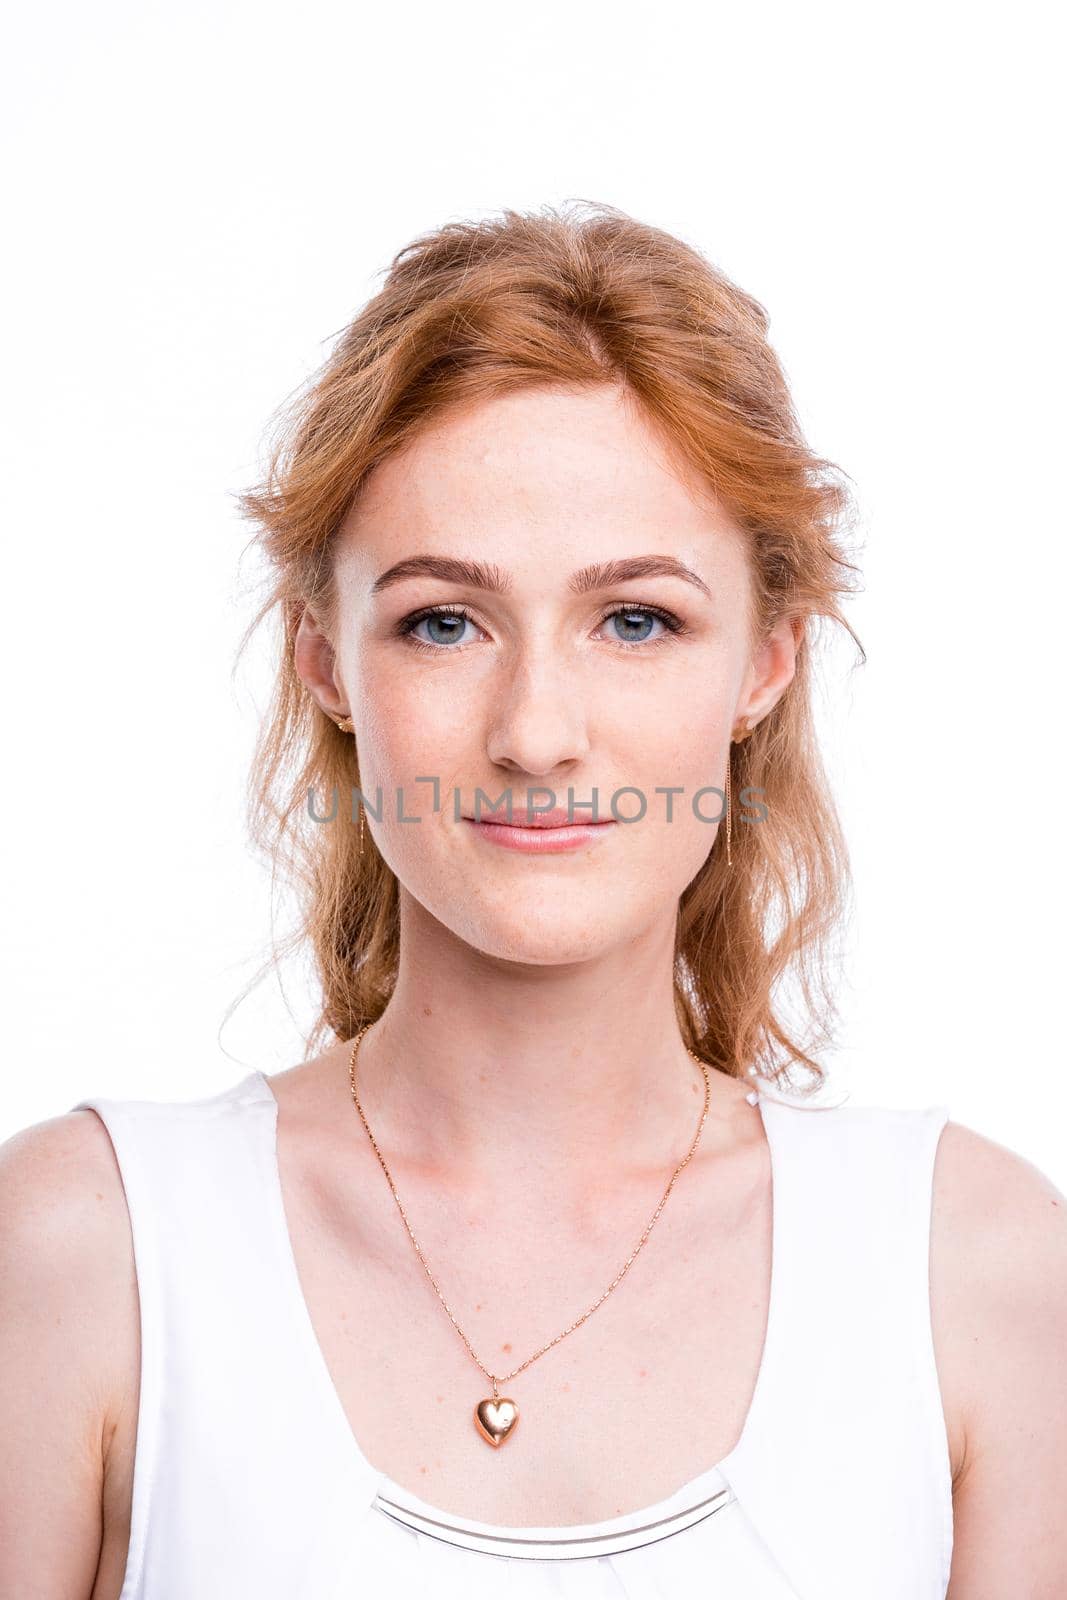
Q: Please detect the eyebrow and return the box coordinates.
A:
[370,554,712,600]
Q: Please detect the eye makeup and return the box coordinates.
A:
[393,601,691,655]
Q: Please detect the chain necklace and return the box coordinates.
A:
[347,1022,712,1448]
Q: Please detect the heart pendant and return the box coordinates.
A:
[474,1395,519,1447]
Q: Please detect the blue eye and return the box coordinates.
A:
[607,608,667,645]
[395,602,686,654]
[403,608,475,648]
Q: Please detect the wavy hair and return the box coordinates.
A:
[232,200,864,1094]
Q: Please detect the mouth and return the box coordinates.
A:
[465,806,609,830]
[462,809,617,854]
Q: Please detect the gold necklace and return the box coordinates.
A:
[347,1023,712,1448]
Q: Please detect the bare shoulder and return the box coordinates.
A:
[0,1104,131,1251]
[0,1105,137,1427]
[929,1118,1067,1328]
[0,1108,140,1595]
[0,1105,131,1282]
[928,1118,1067,1593]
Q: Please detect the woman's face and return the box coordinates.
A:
[296,382,797,964]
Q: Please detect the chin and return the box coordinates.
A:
[452,905,615,967]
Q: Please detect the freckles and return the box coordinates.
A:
[404,675,475,734]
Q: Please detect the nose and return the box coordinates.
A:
[484,656,592,778]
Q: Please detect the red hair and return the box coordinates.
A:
[234,200,863,1092]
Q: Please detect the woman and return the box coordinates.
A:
[2,202,1064,1599]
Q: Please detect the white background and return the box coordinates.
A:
[2,1,1063,1187]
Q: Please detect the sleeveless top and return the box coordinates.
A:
[70,1070,955,1599]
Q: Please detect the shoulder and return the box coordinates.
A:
[928,1118,1067,1501]
[929,1117,1067,1318]
[0,1107,139,1472]
[0,1105,133,1270]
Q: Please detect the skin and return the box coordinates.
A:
[297,381,797,1182]
[1,383,1065,1596]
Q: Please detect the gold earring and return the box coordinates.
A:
[330,715,364,853]
[725,720,754,867]
[725,758,732,866]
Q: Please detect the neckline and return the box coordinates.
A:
[247,1066,786,1540]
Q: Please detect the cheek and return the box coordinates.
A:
[622,705,728,873]
[620,695,724,798]
[357,660,474,776]
[353,677,455,797]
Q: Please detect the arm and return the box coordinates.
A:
[932,1120,1067,1597]
[0,1108,138,1599]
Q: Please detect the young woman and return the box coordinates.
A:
[3,202,1065,1599]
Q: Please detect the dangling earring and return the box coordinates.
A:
[725,758,732,866]
[726,720,754,867]
[332,716,364,856]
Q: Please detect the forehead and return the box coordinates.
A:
[336,384,745,582]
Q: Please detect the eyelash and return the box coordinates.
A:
[394,602,689,655]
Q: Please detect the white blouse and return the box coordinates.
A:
[71,1069,954,1598]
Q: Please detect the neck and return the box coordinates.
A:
[347,893,729,1197]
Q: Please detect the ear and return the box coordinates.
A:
[736,614,803,727]
[293,605,350,722]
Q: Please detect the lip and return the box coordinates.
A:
[468,806,606,830]
[463,813,617,854]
